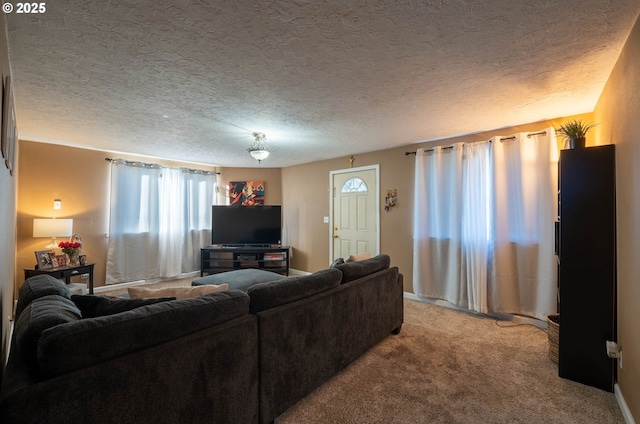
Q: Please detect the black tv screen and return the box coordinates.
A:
[212,205,282,246]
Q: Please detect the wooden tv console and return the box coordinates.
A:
[200,245,290,276]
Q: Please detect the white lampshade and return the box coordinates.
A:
[33,218,73,247]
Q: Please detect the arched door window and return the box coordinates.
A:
[341,177,368,193]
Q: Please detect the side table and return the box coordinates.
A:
[24,263,95,294]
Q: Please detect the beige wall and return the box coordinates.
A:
[593,13,640,420]
[0,15,17,375]
[282,116,590,290]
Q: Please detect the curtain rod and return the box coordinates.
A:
[405,130,548,155]
[104,158,220,175]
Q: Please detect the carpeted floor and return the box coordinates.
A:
[276,298,624,424]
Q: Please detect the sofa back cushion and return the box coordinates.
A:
[36,290,250,377]
[333,254,391,283]
[71,295,176,318]
[14,295,82,366]
[247,268,342,314]
[15,275,73,319]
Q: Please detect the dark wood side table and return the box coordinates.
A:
[24,263,95,294]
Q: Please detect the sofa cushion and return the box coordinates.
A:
[192,268,286,291]
[71,295,176,318]
[127,284,228,299]
[247,268,342,314]
[333,253,391,283]
[37,290,250,377]
[14,295,82,366]
[15,275,73,319]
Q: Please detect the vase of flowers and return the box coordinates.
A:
[59,241,82,266]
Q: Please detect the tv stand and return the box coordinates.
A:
[222,244,273,248]
[201,245,290,276]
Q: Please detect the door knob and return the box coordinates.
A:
[333,234,339,238]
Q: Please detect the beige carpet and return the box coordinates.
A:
[276,299,624,424]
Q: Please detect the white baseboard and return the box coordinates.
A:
[403,292,546,329]
[615,383,636,424]
[94,280,146,293]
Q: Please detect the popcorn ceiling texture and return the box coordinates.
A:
[5,1,640,167]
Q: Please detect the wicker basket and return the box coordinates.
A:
[547,314,559,364]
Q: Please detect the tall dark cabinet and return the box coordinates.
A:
[558,144,616,392]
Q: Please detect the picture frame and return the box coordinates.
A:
[1,75,17,176]
[35,249,54,269]
[78,254,87,265]
[56,254,67,267]
[48,252,59,268]
[228,181,265,206]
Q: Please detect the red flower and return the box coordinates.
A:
[58,241,81,249]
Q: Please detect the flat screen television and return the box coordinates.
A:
[211,205,282,246]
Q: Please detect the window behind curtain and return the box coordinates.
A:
[106,161,216,284]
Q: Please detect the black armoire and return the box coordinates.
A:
[558,144,616,392]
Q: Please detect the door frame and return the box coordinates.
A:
[329,164,380,264]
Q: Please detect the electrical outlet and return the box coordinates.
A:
[80,273,89,279]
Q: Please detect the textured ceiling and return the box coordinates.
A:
[5,1,640,168]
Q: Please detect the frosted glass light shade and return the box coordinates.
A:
[249,149,270,161]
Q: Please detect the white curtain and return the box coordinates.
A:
[107,163,162,284]
[107,162,216,284]
[413,127,558,320]
[462,141,492,314]
[182,171,216,273]
[158,168,184,277]
[413,141,491,313]
[489,129,558,319]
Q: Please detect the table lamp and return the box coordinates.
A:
[33,218,73,248]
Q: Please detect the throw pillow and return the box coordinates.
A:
[128,284,228,299]
[71,295,176,318]
[347,252,371,262]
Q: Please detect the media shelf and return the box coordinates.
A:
[201,245,290,276]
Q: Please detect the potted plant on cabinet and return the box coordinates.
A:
[556,119,598,149]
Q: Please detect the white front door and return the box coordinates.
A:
[329,165,379,262]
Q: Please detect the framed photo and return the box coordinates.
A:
[2,75,16,175]
[48,252,59,268]
[35,250,54,270]
[56,254,67,267]
[1,75,17,176]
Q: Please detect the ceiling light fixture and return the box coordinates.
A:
[247,132,272,163]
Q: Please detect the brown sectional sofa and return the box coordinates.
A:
[0,254,403,424]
